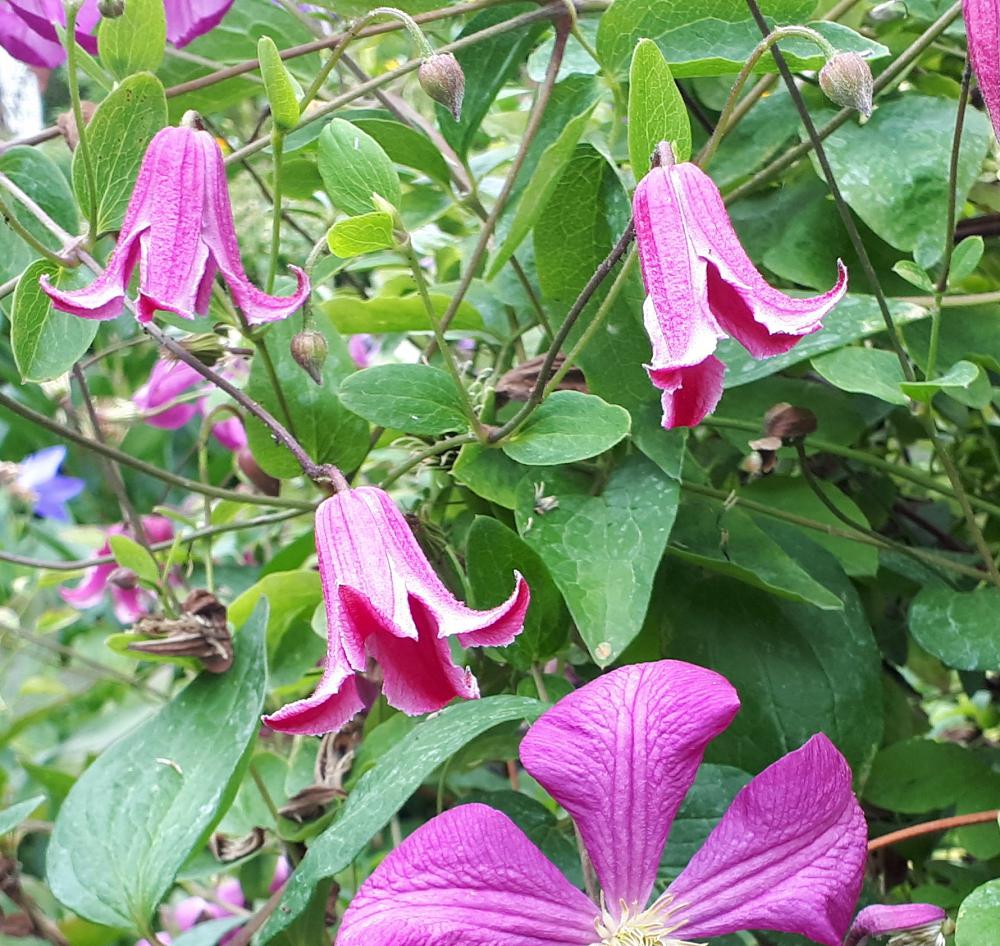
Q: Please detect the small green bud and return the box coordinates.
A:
[258,36,301,133]
[98,0,125,18]
[290,329,328,385]
[418,53,465,121]
[177,332,226,367]
[819,52,874,119]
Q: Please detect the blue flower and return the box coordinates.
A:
[15,446,85,522]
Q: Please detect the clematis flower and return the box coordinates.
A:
[134,357,248,451]
[0,6,64,68]
[3,446,84,522]
[845,904,947,946]
[964,0,1000,137]
[338,660,878,946]
[41,123,309,326]
[61,516,174,623]
[633,144,847,429]
[263,486,530,736]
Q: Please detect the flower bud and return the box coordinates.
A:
[290,329,328,385]
[176,332,226,366]
[819,53,874,119]
[237,448,280,496]
[763,402,818,442]
[258,35,301,134]
[418,53,465,121]
[98,0,125,18]
[107,567,139,590]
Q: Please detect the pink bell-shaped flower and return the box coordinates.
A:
[633,143,847,429]
[41,123,308,326]
[263,486,530,735]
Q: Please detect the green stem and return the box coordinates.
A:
[0,194,67,266]
[530,664,550,702]
[380,432,477,487]
[63,1,98,242]
[267,131,285,294]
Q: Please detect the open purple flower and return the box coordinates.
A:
[0,6,65,68]
[964,0,1000,137]
[845,904,947,946]
[336,660,871,946]
[5,446,84,522]
[263,486,529,736]
[634,144,847,429]
[41,124,309,326]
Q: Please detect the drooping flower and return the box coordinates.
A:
[2,446,84,521]
[336,660,938,946]
[845,904,947,946]
[62,516,174,623]
[133,357,248,451]
[41,123,309,326]
[263,486,530,736]
[964,0,1000,137]
[633,144,847,429]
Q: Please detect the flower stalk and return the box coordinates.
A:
[62,0,98,242]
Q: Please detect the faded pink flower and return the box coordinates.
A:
[633,145,847,429]
[41,124,308,326]
[263,486,530,735]
[61,516,174,623]
[965,0,1000,137]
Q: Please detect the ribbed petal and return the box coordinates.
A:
[336,804,597,946]
[664,733,866,946]
[965,0,1000,137]
[675,163,847,355]
[134,359,203,429]
[262,659,365,736]
[61,562,114,610]
[520,661,740,917]
[164,0,236,47]
[0,7,64,66]
[197,129,309,325]
[7,0,99,52]
[845,904,947,946]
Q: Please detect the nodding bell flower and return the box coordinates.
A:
[41,122,309,326]
[964,0,1000,137]
[633,142,847,429]
[844,904,948,946]
[263,486,530,736]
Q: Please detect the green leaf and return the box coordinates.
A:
[98,0,166,78]
[466,516,568,669]
[669,498,844,610]
[0,795,44,836]
[46,603,269,932]
[819,96,992,262]
[909,586,1000,671]
[514,454,679,665]
[451,443,530,509]
[949,235,984,284]
[660,531,883,774]
[900,360,991,408]
[486,99,598,277]
[172,917,245,946]
[73,73,168,233]
[318,291,483,334]
[338,364,470,435]
[11,260,99,383]
[259,696,545,943]
[244,317,369,479]
[317,119,401,215]
[501,392,630,465]
[957,880,1000,946]
[350,117,451,186]
[811,347,908,405]
[108,534,161,585]
[627,39,691,172]
[326,212,396,257]
[892,259,935,292]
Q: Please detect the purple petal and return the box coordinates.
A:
[520,661,740,916]
[845,904,947,946]
[16,445,67,489]
[32,476,85,521]
[336,804,597,946]
[173,895,211,931]
[163,0,236,47]
[0,7,65,67]
[209,415,247,451]
[112,585,149,623]
[263,657,366,736]
[965,0,1000,138]
[134,359,203,429]
[664,733,867,946]
[7,0,99,52]
[61,562,115,610]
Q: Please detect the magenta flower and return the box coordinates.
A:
[0,6,65,68]
[61,516,174,623]
[845,904,947,946]
[336,660,871,946]
[633,146,847,429]
[41,124,309,326]
[964,0,1000,137]
[263,486,530,736]
[134,357,248,451]
[6,446,85,522]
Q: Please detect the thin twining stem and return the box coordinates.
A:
[868,810,1000,852]
[63,1,98,242]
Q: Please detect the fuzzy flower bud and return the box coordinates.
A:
[819,52,874,119]
[418,53,465,121]
[176,332,226,366]
[98,0,125,18]
[290,329,328,385]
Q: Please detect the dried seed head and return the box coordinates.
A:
[763,402,818,442]
[290,329,328,385]
[129,590,233,674]
[819,53,874,119]
[210,827,265,862]
[418,53,465,121]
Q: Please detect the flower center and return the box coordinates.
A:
[590,897,704,946]
[887,923,946,946]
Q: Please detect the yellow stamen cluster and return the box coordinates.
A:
[589,896,704,946]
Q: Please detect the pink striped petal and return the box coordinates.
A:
[164,0,236,47]
[520,661,739,918]
[263,656,366,736]
[845,904,947,946]
[664,733,867,946]
[336,804,597,946]
[965,0,1000,137]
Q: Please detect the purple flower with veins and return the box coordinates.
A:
[634,144,847,429]
[844,904,947,946]
[336,660,940,946]
[41,123,309,326]
[6,446,84,522]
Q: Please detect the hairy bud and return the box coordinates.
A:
[290,329,328,385]
[418,53,465,121]
[819,53,874,119]
[98,0,125,17]
[175,332,226,366]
